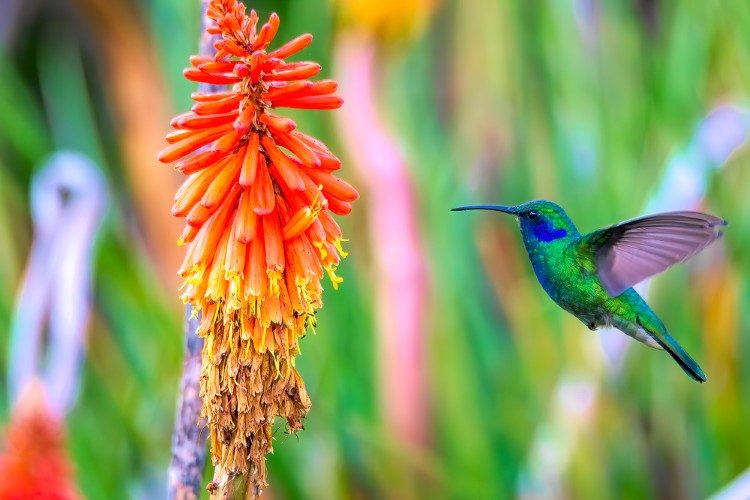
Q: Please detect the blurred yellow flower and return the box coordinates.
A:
[336,0,438,40]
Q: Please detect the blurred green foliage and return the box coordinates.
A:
[0,0,748,498]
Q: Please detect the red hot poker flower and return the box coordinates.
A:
[0,383,80,500]
[158,0,358,489]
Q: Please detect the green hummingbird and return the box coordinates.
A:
[452,200,727,382]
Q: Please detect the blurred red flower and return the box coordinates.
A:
[0,383,79,500]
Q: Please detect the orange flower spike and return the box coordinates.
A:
[160,2,357,489]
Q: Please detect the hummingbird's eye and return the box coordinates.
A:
[527,210,539,220]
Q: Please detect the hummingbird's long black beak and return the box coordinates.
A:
[451,204,518,215]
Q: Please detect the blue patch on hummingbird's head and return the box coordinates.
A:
[531,220,567,242]
[515,200,578,244]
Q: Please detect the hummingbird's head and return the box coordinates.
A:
[451,199,579,244]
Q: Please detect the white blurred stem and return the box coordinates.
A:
[8,151,107,417]
[710,468,750,500]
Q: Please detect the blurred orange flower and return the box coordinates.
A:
[159,0,358,488]
[0,383,79,500]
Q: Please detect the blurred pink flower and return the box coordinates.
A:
[335,33,429,447]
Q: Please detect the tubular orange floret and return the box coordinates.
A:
[259,113,297,134]
[239,133,259,186]
[183,67,240,85]
[250,155,275,215]
[292,131,342,170]
[192,94,244,115]
[234,188,257,243]
[172,110,240,129]
[268,33,313,59]
[172,161,225,217]
[174,149,223,174]
[265,62,322,82]
[305,169,360,202]
[272,95,344,110]
[273,132,321,168]
[159,0,357,490]
[158,126,229,163]
[200,152,242,209]
[264,81,311,100]
[262,136,305,191]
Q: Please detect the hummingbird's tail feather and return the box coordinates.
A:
[636,316,706,383]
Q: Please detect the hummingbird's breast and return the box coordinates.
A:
[524,236,609,321]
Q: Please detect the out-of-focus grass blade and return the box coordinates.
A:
[0,49,50,166]
[37,24,105,166]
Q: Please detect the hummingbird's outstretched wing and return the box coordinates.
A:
[581,211,727,296]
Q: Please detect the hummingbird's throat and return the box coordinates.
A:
[532,222,567,242]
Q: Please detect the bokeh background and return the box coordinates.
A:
[1,0,749,498]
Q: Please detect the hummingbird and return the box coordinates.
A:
[452,200,727,382]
